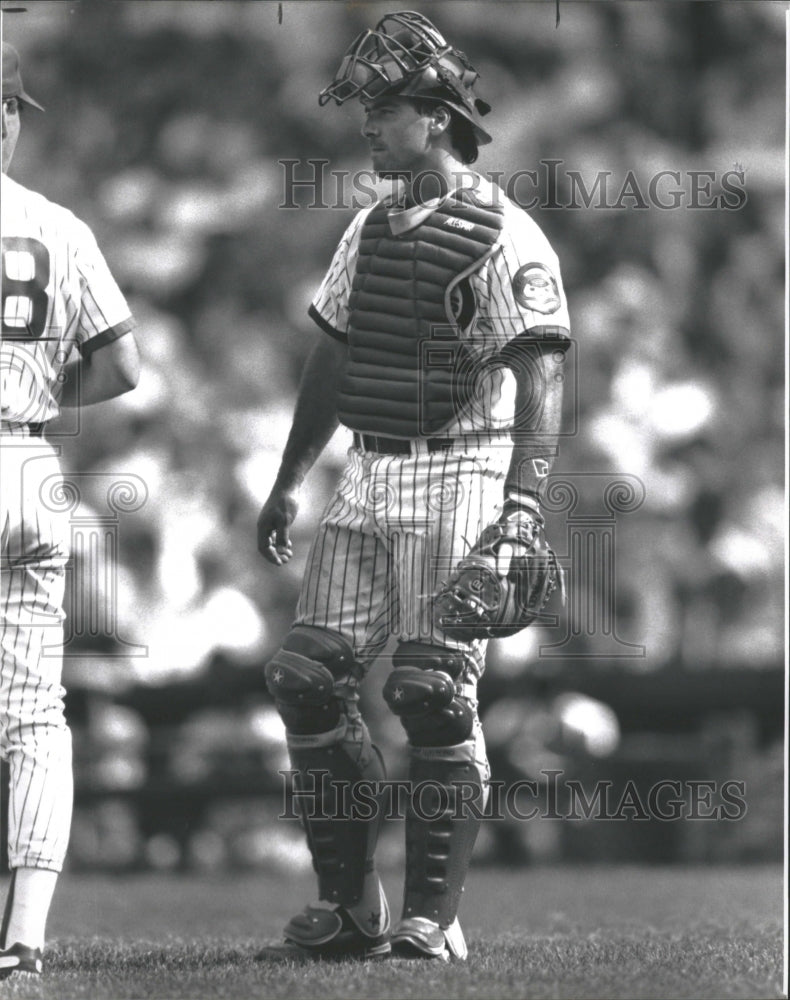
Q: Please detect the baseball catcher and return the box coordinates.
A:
[257,9,569,962]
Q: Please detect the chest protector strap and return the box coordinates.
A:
[338,191,504,438]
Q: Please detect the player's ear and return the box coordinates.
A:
[428,105,452,137]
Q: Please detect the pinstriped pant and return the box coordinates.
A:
[294,440,510,770]
[1,433,72,872]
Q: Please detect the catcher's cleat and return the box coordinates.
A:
[259,900,391,961]
[0,942,43,979]
[391,916,468,961]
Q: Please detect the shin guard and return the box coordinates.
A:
[402,740,487,928]
[288,733,386,907]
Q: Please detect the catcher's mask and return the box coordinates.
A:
[319,10,492,146]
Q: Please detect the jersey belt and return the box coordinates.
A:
[352,432,454,455]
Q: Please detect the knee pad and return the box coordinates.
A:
[265,626,358,736]
[383,642,475,747]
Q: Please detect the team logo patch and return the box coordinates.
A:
[512,262,561,314]
[531,458,550,478]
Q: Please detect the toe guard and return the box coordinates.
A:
[284,905,391,958]
[391,916,467,961]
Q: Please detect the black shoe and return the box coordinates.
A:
[0,943,43,979]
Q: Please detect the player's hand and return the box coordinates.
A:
[257,487,299,566]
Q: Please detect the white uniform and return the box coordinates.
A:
[301,176,570,675]
[1,172,134,871]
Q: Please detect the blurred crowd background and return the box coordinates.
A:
[1,1,784,873]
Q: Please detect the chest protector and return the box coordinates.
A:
[338,191,504,438]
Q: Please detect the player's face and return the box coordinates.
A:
[361,97,433,176]
[2,98,21,172]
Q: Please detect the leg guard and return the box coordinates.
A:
[383,642,475,747]
[384,642,487,929]
[265,625,357,736]
[402,740,486,928]
[265,626,385,906]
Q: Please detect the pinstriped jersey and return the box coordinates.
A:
[309,174,570,436]
[1,173,135,426]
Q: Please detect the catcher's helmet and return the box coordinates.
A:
[320,10,492,146]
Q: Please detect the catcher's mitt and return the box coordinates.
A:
[433,497,565,641]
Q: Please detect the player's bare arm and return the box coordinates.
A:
[433,339,566,634]
[57,332,140,408]
[256,334,347,565]
[498,339,564,578]
[506,338,564,496]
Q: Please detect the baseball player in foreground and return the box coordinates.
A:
[1,41,140,979]
[257,10,568,961]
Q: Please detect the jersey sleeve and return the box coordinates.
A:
[72,218,135,357]
[308,209,369,344]
[481,207,571,350]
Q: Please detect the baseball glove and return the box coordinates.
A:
[432,498,565,641]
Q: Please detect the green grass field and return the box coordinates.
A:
[1,864,784,999]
